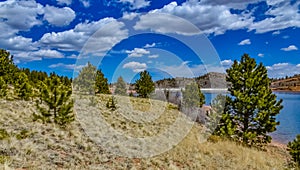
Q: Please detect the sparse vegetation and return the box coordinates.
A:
[0,129,9,140]
[0,49,293,169]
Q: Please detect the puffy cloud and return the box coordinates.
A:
[148,54,159,59]
[238,39,251,45]
[31,49,65,58]
[13,49,64,62]
[258,53,264,57]
[266,63,300,78]
[220,59,234,66]
[44,5,75,26]
[123,61,147,72]
[0,36,37,51]
[39,18,128,53]
[281,45,298,51]
[134,12,201,35]
[0,0,43,36]
[126,48,150,57]
[57,0,72,5]
[249,1,300,33]
[122,12,139,20]
[119,0,150,9]
[135,1,253,35]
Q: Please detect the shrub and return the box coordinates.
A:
[288,134,300,167]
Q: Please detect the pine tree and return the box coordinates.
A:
[73,62,97,94]
[288,134,300,167]
[114,76,127,95]
[135,70,155,98]
[74,62,110,94]
[95,69,110,94]
[34,77,74,127]
[225,54,283,146]
[181,82,205,108]
[0,49,18,84]
[0,76,7,98]
[15,72,32,101]
[210,95,236,138]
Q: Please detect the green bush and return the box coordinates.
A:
[106,96,117,111]
[0,129,9,140]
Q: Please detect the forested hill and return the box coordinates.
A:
[155,72,228,89]
[271,74,300,92]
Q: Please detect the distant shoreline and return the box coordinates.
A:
[272,89,300,93]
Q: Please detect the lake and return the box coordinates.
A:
[203,92,300,144]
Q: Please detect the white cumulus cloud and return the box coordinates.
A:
[281,45,298,51]
[238,39,251,45]
[119,0,150,9]
[43,5,76,26]
[221,59,234,66]
[126,48,150,57]
[123,61,147,72]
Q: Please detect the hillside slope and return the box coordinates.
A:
[0,95,291,169]
[271,75,300,92]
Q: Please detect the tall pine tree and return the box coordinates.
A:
[73,62,97,94]
[225,54,283,146]
[181,82,205,108]
[135,70,155,98]
[95,69,110,94]
[74,62,110,94]
[114,76,127,95]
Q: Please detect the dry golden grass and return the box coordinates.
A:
[0,95,292,169]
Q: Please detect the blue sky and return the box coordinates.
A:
[1,0,300,82]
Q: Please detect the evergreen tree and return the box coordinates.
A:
[210,95,236,138]
[15,72,32,101]
[34,77,74,127]
[225,54,283,146]
[0,49,18,84]
[288,134,300,167]
[73,62,97,94]
[95,69,110,94]
[0,76,7,98]
[74,62,110,94]
[135,70,155,98]
[181,82,205,108]
[114,76,127,95]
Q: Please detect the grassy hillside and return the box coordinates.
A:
[0,95,291,169]
[271,75,300,92]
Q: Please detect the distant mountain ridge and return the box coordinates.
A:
[271,74,300,92]
[155,72,228,89]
